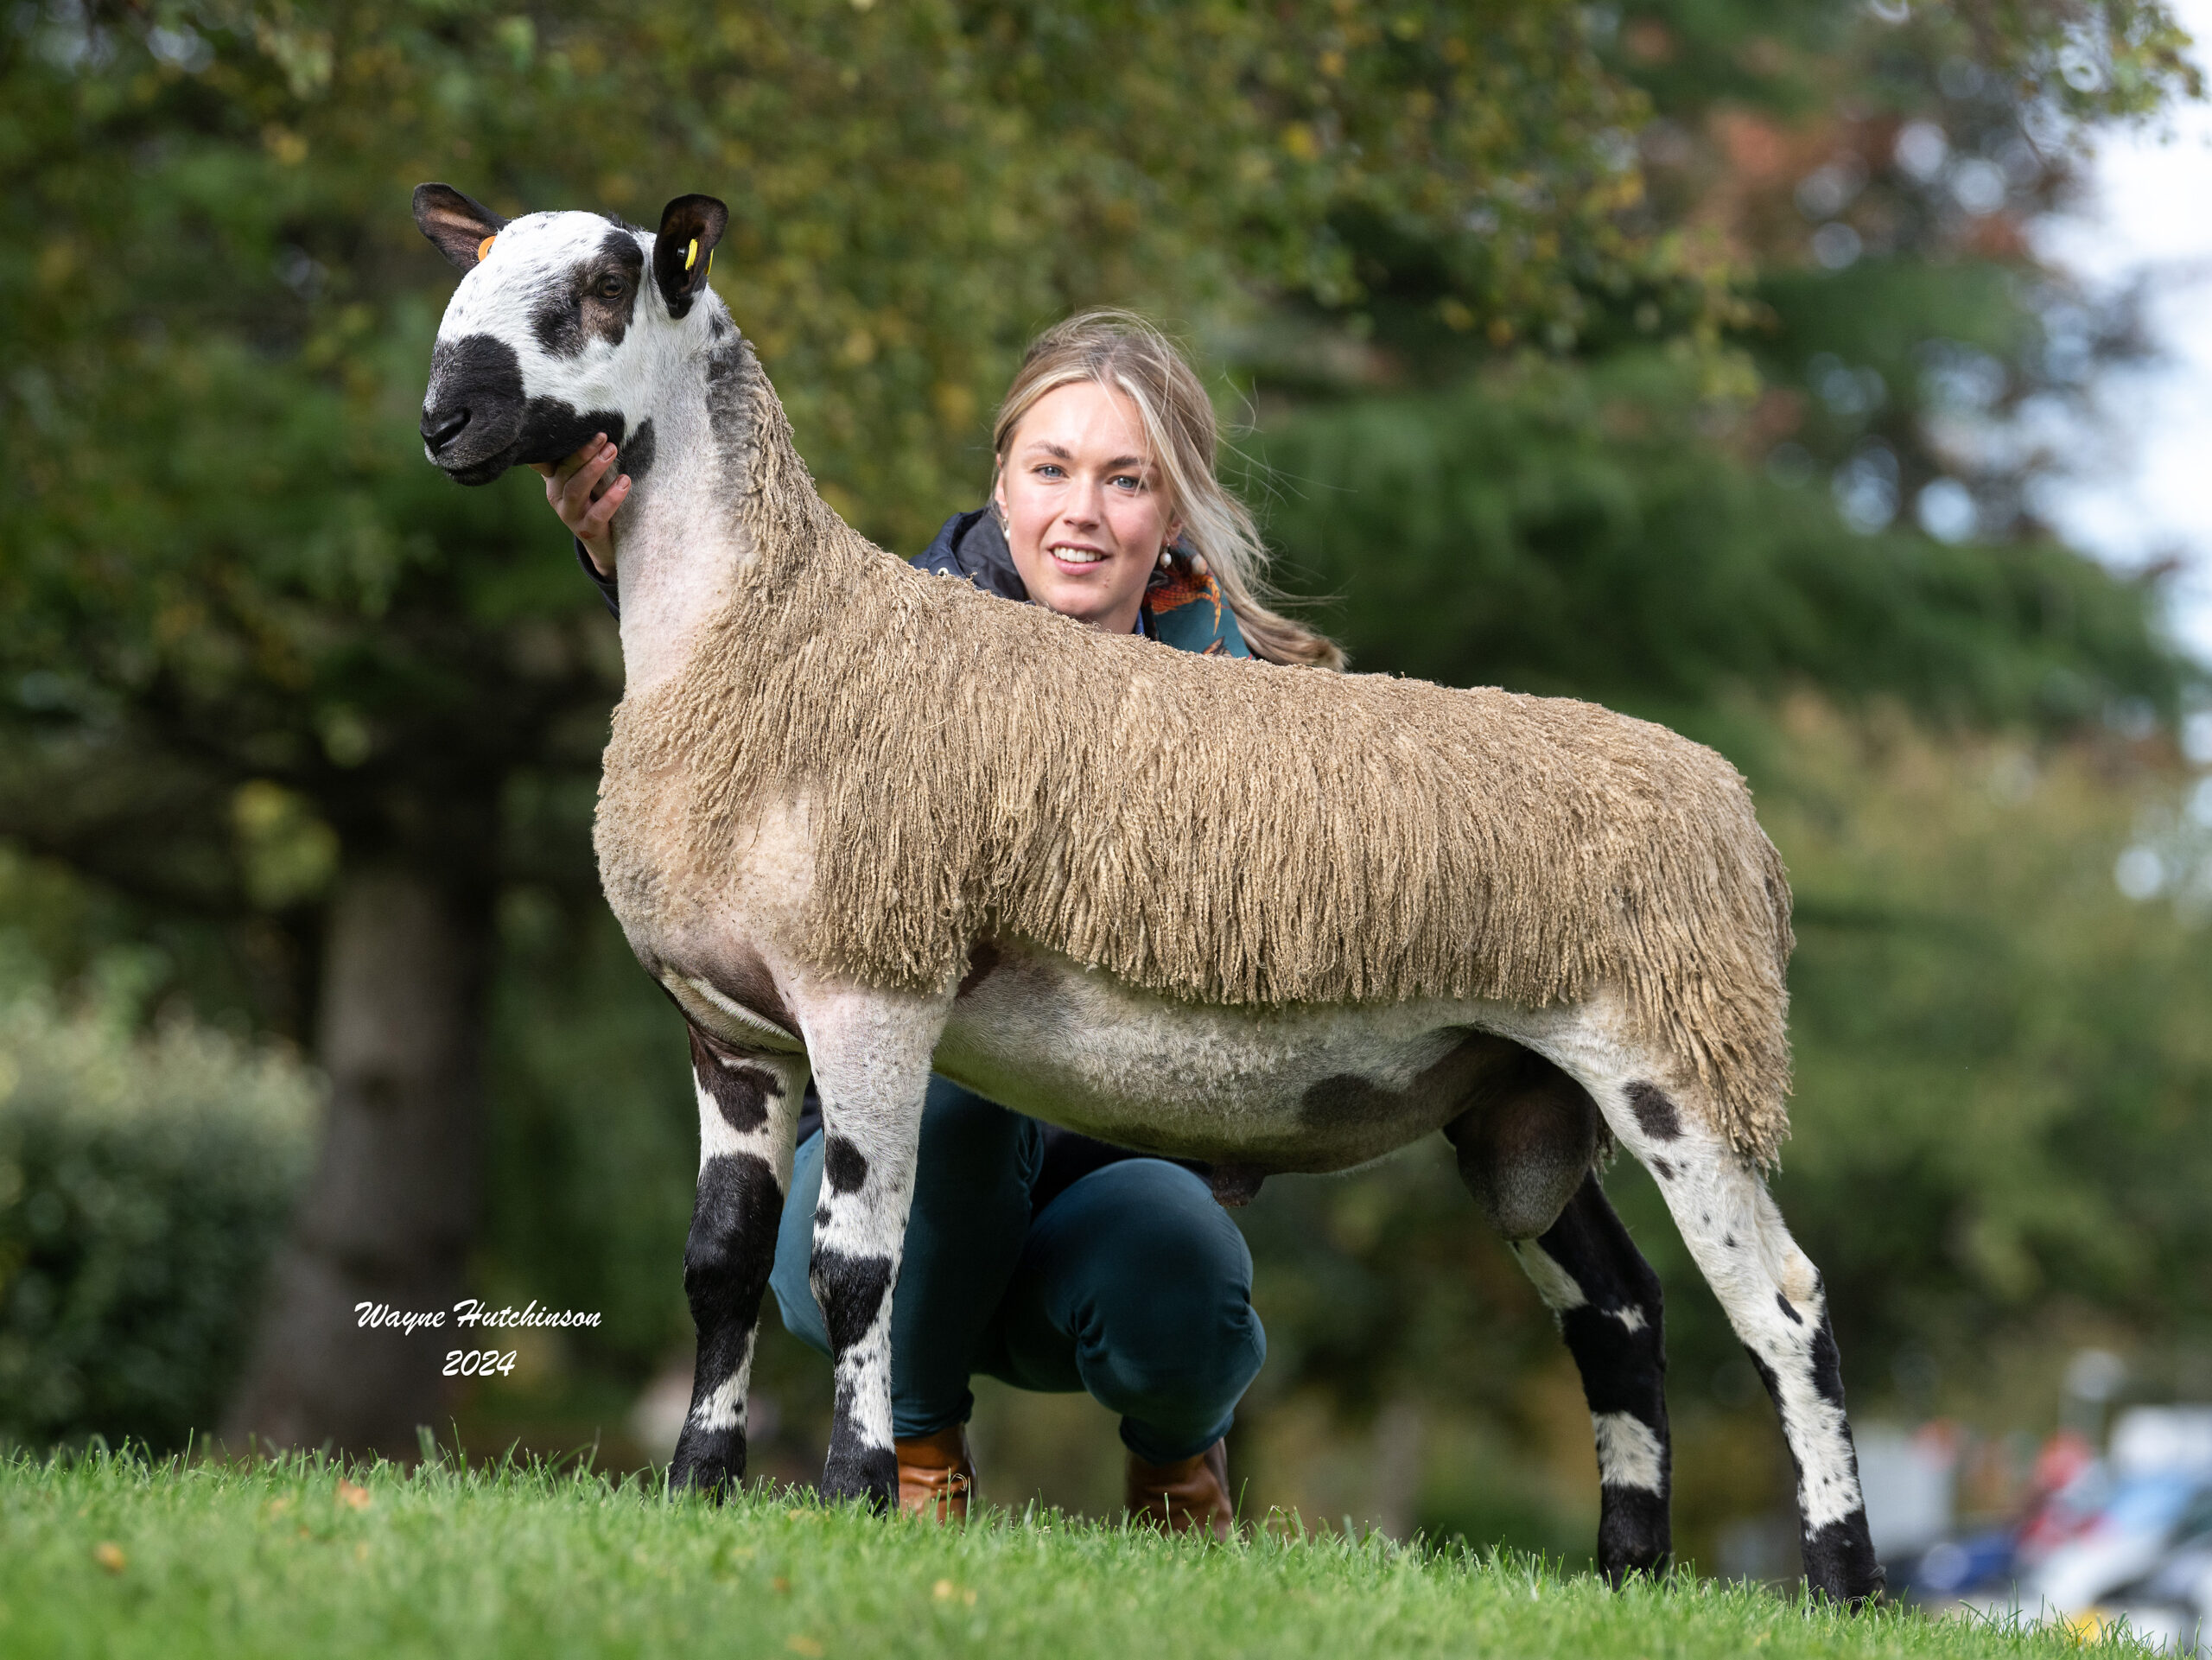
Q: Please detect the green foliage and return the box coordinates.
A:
[1754,708,2212,1362]
[0,1450,2159,1657]
[0,978,317,1452]
[1249,356,2186,726]
[1616,0,2200,124]
[3,0,2188,836]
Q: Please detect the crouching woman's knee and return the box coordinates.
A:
[1046,1161,1267,1420]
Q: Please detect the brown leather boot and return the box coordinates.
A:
[895,1424,976,1523]
[1125,1438,1233,1541]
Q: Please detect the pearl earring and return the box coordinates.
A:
[1159,546,1173,569]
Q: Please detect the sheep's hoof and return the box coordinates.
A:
[820,1443,896,1515]
[1597,1487,1671,1587]
[1801,1513,1885,1610]
[670,1426,745,1501]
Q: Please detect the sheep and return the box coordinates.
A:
[412,183,1884,1606]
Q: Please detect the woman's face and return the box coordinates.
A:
[995,379,1177,635]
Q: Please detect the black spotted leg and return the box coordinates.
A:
[670,1029,807,1496]
[1608,1079,1883,1606]
[1509,1175,1672,1584]
[800,989,945,1511]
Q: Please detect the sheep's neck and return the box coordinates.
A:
[607,328,830,697]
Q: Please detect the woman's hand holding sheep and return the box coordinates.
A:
[532,435,628,576]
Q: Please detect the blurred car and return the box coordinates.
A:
[2025,1468,2212,1651]
[1899,1408,2212,1656]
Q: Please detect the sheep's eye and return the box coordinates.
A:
[595,275,626,300]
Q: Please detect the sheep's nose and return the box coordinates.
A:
[420,407,469,452]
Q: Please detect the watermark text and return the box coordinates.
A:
[353,1298,603,1333]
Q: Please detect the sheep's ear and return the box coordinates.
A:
[413,184,509,270]
[653,194,728,320]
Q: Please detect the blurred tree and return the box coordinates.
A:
[1242,353,2185,727]
[1249,0,2200,573]
[1758,703,2212,1365]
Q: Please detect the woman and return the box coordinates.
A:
[543,311,1343,1534]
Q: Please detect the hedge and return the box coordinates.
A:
[0,991,317,1451]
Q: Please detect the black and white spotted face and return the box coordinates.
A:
[412,184,726,486]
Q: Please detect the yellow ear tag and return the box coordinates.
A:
[705,247,714,277]
[476,234,497,262]
[683,239,698,272]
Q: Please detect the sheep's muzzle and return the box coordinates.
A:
[421,333,527,484]
[420,332,627,487]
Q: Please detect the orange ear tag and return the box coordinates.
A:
[476,234,498,262]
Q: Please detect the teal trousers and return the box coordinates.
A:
[769,1078,1265,1464]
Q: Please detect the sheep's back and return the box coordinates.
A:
[602,544,1794,1161]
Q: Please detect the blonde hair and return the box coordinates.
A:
[991,310,1346,671]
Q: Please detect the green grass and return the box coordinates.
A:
[0,1452,2148,1658]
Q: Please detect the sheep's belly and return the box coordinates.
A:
[932,941,1554,1174]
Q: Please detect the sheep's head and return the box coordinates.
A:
[413,184,728,486]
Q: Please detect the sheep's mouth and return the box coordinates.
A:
[509,399,626,475]
[426,419,526,486]
[441,449,516,487]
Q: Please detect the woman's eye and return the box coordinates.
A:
[1035,464,1065,480]
[1111,474,1141,490]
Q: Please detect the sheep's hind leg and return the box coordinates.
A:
[671,1031,807,1496]
[800,987,947,1511]
[1449,1059,1672,1584]
[1508,1177,1672,1585]
[1602,1078,1882,1606]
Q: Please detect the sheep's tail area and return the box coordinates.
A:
[1619,812,1794,1167]
[601,512,1797,1169]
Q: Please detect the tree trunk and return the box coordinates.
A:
[225,865,489,1457]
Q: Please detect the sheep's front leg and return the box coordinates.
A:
[1602,1078,1883,1606]
[671,1032,807,1496]
[1508,1174,1672,1586]
[799,985,948,1510]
